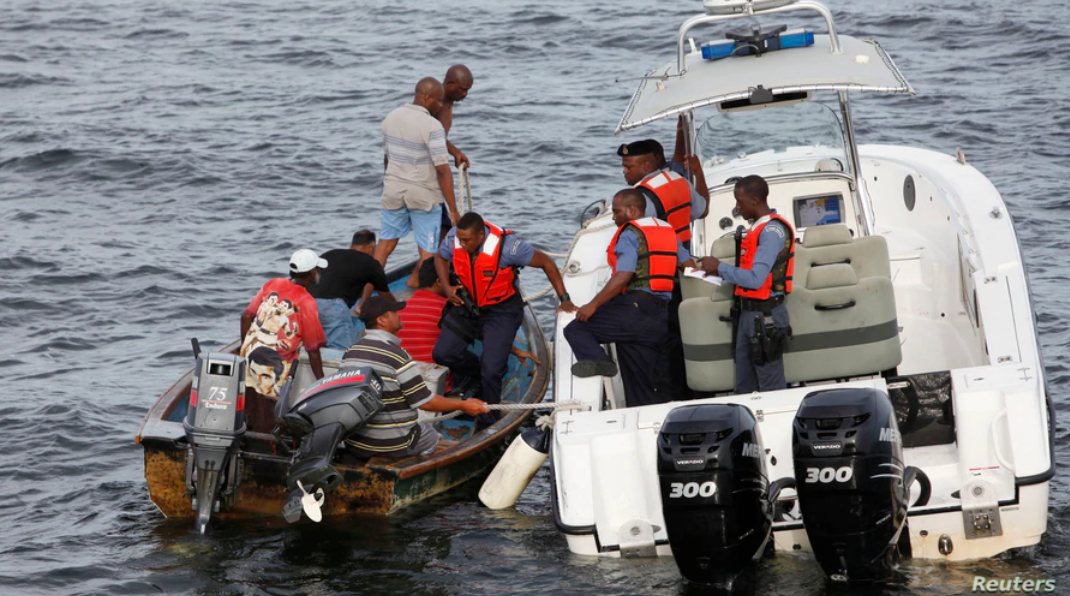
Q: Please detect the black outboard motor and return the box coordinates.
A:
[274,367,385,523]
[183,350,246,534]
[658,404,794,586]
[792,388,930,582]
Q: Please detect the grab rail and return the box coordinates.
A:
[990,409,1016,474]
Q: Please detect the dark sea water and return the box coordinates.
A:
[1,0,1068,594]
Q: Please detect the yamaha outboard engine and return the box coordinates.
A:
[274,367,384,523]
[183,350,246,534]
[792,388,930,582]
[658,404,794,586]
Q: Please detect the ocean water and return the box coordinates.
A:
[1,0,1068,594]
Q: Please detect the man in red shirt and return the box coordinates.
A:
[240,249,328,432]
[397,258,449,362]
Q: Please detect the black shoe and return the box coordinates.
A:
[571,360,619,378]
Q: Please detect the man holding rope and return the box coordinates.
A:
[341,296,488,460]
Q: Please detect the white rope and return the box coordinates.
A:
[429,399,587,425]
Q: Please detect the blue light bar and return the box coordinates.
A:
[701,26,814,60]
[778,28,815,49]
[701,39,736,60]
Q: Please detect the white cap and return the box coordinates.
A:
[289,249,328,274]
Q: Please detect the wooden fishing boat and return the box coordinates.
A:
[136,262,550,521]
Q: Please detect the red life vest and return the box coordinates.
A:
[735,214,795,300]
[637,170,693,243]
[453,222,518,307]
[607,217,679,294]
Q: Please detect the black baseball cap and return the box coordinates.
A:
[359,296,406,323]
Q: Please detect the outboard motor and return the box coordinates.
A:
[792,388,930,582]
[658,404,794,586]
[274,367,385,523]
[183,350,246,534]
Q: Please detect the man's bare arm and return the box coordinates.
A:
[435,164,460,224]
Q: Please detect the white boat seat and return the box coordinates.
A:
[680,228,900,391]
[784,263,901,383]
[680,235,738,391]
[797,224,891,285]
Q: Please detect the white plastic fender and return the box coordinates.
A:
[479,427,550,509]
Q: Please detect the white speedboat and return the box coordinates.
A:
[548,0,1053,583]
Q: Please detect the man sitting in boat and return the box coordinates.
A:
[308,230,395,351]
[341,296,488,459]
[697,175,795,393]
[432,212,576,426]
[239,249,328,432]
[564,189,695,407]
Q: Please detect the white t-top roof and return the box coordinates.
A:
[617,35,912,133]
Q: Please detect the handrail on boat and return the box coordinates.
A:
[675,0,842,76]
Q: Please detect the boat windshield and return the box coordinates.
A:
[694,102,848,177]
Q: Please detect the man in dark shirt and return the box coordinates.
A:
[309,230,396,350]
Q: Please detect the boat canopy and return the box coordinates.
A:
[616,35,912,133]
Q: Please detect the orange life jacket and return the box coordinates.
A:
[607,217,679,294]
[453,222,519,307]
[637,170,693,243]
[735,214,795,300]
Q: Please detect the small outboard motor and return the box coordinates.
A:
[274,367,385,523]
[792,388,931,582]
[658,403,794,586]
[183,349,247,534]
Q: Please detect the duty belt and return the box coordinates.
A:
[627,290,668,307]
[739,294,785,314]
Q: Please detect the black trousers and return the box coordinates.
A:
[563,293,669,408]
[432,296,525,425]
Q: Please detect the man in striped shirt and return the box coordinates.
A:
[374,77,462,288]
[341,296,487,459]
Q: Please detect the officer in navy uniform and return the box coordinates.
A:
[564,188,695,408]
[699,175,795,393]
[433,212,576,425]
[619,139,708,400]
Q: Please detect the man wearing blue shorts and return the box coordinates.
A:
[375,77,462,287]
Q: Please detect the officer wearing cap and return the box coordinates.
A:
[564,189,694,407]
[433,211,576,426]
[239,249,328,432]
[618,138,709,242]
[619,138,710,399]
[341,296,488,459]
[698,175,795,393]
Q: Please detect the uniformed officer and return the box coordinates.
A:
[618,138,709,241]
[619,139,709,399]
[698,175,795,393]
[433,212,576,425]
[564,189,695,408]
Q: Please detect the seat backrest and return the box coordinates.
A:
[797,224,890,286]
[784,263,901,383]
[679,295,736,392]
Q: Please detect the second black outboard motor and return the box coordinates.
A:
[658,403,794,586]
[793,388,930,582]
[274,367,385,523]
[183,350,246,534]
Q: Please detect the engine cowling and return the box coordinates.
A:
[658,403,791,586]
[792,387,914,582]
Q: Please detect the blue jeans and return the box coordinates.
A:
[316,297,356,351]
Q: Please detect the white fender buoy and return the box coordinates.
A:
[479,426,551,509]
